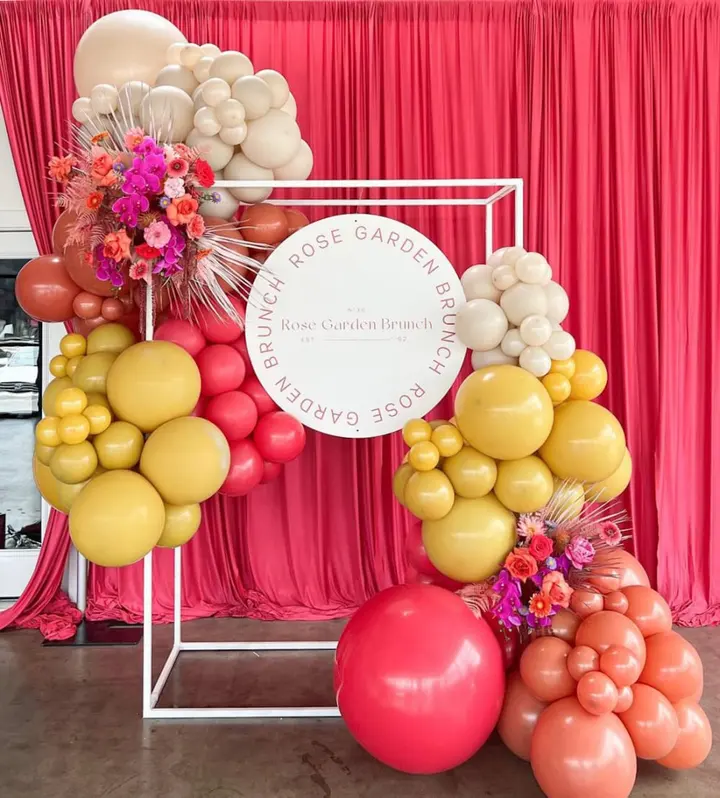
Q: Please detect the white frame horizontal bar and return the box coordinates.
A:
[178,641,338,652]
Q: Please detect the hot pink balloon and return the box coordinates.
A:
[205,391,258,442]
[242,374,278,416]
[155,318,206,357]
[197,344,246,396]
[260,460,283,484]
[254,411,306,464]
[219,439,264,496]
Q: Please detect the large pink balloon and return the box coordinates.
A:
[657,699,713,770]
[335,584,505,774]
[519,637,576,703]
[575,611,647,670]
[497,671,547,761]
[531,697,637,798]
[589,548,650,595]
[639,630,703,704]
[618,684,679,760]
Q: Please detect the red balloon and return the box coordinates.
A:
[285,208,310,235]
[335,585,505,774]
[575,611,647,670]
[520,637,576,703]
[230,336,253,373]
[618,683,679,760]
[497,670,548,761]
[196,344,246,396]
[64,245,128,297]
[101,297,124,320]
[204,391,258,442]
[119,307,141,338]
[406,522,438,577]
[196,296,245,343]
[639,630,703,704]
[219,439,264,496]
[154,319,206,357]
[242,374,278,415]
[254,411,306,464]
[15,255,80,322]
[260,460,283,484]
[72,291,103,319]
[406,567,464,592]
[577,671,619,715]
[621,586,673,638]
[238,203,289,245]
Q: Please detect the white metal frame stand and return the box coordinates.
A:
[138,178,524,719]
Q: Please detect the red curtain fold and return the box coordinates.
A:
[1,0,719,628]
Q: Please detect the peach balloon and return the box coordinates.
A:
[496,671,548,761]
[567,645,599,681]
[621,586,672,638]
[656,699,712,770]
[618,684,679,760]
[603,591,629,615]
[73,291,103,319]
[615,685,634,713]
[589,548,650,595]
[576,671,619,716]
[101,298,125,321]
[286,208,309,234]
[639,631,703,704]
[599,645,642,688]
[576,611,647,669]
[570,588,604,619]
[519,637,576,703]
[550,608,581,645]
[238,203,289,245]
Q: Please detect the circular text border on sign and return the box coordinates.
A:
[245,214,466,439]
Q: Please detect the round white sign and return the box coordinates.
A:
[245,214,466,438]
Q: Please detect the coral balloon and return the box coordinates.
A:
[590,548,651,594]
[599,645,642,688]
[73,291,103,319]
[219,439,264,496]
[520,637,576,703]
[576,611,647,668]
[550,608,581,645]
[196,344,246,396]
[87,323,136,355]
[253,411,306,463]
[616,685,634,713]
[497,671,547,761]
[72,352,117,394]
[101,298,124,321]
[570,588,605,619]
[576,671,619,715]
[441,445,497,498]
[64,245,126,296]
[656,699,712,770]
[204,391,258,441]
[618,683,679,759]
[569,349,608,400]
[285,208,309,234]
[241,374,278,416]
[238,203,289,245]
[621,586,672,637]
[154,319,206,357]
[195,298,244,344]
[639,631,703,704]
[156,503,202,548]
[15,255,79,322]
[604,591,629,614]
[567,645,600,681]
[494,455,553,513]
[93,421,144,469]
[49,441,98,484]
[404,469,455,521]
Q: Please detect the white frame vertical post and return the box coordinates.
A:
[141,178,523,719]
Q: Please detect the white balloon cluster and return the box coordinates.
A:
[456,247,575,378]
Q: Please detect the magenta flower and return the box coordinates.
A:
[112,193,149,227]
[566,535,596,569]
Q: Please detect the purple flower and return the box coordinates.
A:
[566,536,596,570]
[159,196,171,209]
[211,191,222,203]
[113,161,126,174]
[545,556,558,571]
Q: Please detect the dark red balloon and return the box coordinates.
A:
[196,344,246,396]
[242,374,278,415]
[261,460,283,484]
[406,566,464,592]
[196,296,245,344]
[253,411,306,464]
[219,439,264,496]
[15,254,80,322]
[155,319,206,357]
[204,391,258,441]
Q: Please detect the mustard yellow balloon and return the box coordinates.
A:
[66,355,84,378]
[403,418,432,447]
[35,442,56,466]
[550,358,576,379]
[431,424,464,458]
[70,470,165,567]
[494,455,554,513]
[60,333,87,359]
[58,414,91,445]
[404,469,455,521]
[140,416,230,504]
[454,365,554,460]
[542,373,571,405]
[43,377,73,416]
[72,351,117,394]
[157,503,202,548]
[33,457,63,511]
[93,421,144,469]
[36,417,61,447]
[569,349,607,401]
[54,467,105,514]
[55,386,88,417]
[429,419,449,431]
[87,323,136,355]
[539,400,626,483]
[549,477,585,521]
[49,354,68,378]
[408,441,440,472]
[586,447,632,502]
[83,404,112,435]
[442,446,497,499]
[49,441,98,484]
[392,462,414,507]
[106,341,201,433]
[85,391,111,410]
[422,494,516,583]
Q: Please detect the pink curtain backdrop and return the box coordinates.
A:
[1,0,718,630]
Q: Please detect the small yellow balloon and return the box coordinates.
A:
[429,419,449,430]
[32,457,63,511]
[157,503,202,548]
[442,446,497,499]
[42,376,73,416]
[85,391,111,410]
[55,386,88,417]
[494,456,554,513]
[392,462,415,507]
[431,424,464,458]
[542,373,572,405]
[49,441,98,484]
[72,352,117,394]
[83,404,112,435]
[550,358,576,379]
[35,442,56,466]
[422,494,516,583]
[60,333,87,359]
[569,349,608,401]
[586,447,632,502]
[402,418,432,447]
[87,323,136,355]
[70,470,165,567]
[404,469,455,521]
[408,441,440,472]
[58,414,91,445]
[66,355,84,377]
[540,400,626,483]
[550,477,585,521]
[93,421,144,469]
[49,354,68,378]
[36,417,61,447]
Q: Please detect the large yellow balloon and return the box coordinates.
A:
[494,455,554,513]
[87,323,136,355]
[454,365,554,460]
[55,386,88,417]
[442,446,497,499]
[392,463,414,506]
[93,421,144,469]
[549,477,585,521]
[540,400,626,483]
[32,457,63,511]
[42,376,73,415]
[157,503,202,548]
[72,352,117,394]
[55,469,104,514]
[422,494,516,583]
[60,333,86,359]
[58,414,91,445]
[586,447,632,502]
[404,469,455,521]
[49,441,98,484]
[69,470,165,567]
[107,341,201,433]
[569,349,607,400]
[140,416,230,504]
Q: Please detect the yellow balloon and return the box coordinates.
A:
[85,391,111,410]
[422,494,516,583]
[540,400,626,483]
[542,373,572,405]
[140,416,230,504]
[586,447,632,502]
[93,421,144,469]
[569,349,607,400]
[66,355,84,377]
[55,386,88,417]
[404,469,455,521]
[392,463,414,506]
[402,418,432,447]
[429,419,448,430]
[408,441,440,471]
[42,376,73,416]
[58,414,91,445]
[442,446,497,499]
[157,503,202,548]
[49,354,68,378]
[55,468,106,514]
[36,416,61,447]
[494,455,554,513]
[72,352,117,394]
[32,457,63,511]
[83,404,112,435]
[87,323,136,355]
[49,441,98,484]
[106,341,201,433]
[70,470,165,567]
[35,442,56,466]
[549,477,585,521]
[454,365,554,460]
[550,358,576,379]
[430,424,464,458]
[60,333,87,359]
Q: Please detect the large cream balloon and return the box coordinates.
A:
[273,140,314,181]
[231,76,273,120]
[500,282,548,326]
[256,69,290,108]
[280,92,298,120]
[118,81,150,116]
[456,298,509,351]
[461,264,501,302]
[223,153,274,203]
[155,65,198,95]
[544,281,570,324]
[74,10,187,96]
[185,129,234,171]
[140,86,194,142]
[199,185,240,220]
[241,109,302,169]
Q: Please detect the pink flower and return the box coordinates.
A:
[598,521,623,546]
[542,571,573,608]
[517,514,546,539]
[566,535,596,569]
[129,259,151,282]
[48,154,75,183]
[167,157,189,178]
[163,176,186,198]
[91,150,114,184]
[144,220,171,249]
[173,143,193,159]
[529,534,554,563]
[186,213,206,240]
[103,229,132,263]
[124,127,145,151]
[166,195,199,226]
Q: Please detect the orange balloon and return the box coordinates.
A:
[616,685,634,713]
[577,671,619,715]
[497,671,548,761]
[64,245,128,297]
[617,683,678,760]
[639,631,703,704]
[531,697,637,798]
[203,216,250,291]
[286,208,310,235]
[621,586,672,638]
[570,588,604,619]
[589,548,650,595]
[519,637,576,703]
[576,611,647,670]
[567,645,600,681]
[73,291,103,319]
[550,608,581,645]
[15,255,80,322]
[51,209,78,254]
[239,203,289,245]
[656,699,712,770]
[603,591,629,614]
[599,645,642,688]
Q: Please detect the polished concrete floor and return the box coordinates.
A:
[0,618,718,797]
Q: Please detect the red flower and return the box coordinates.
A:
[504,548,538,582]
[167,157,189,178]
[194,158,215,188]
[135,243,161,260]
[86,191,103,211]
[529,534,554,563]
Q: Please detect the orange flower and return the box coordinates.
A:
[86,191,103,211]
[91,131,110,144]
[103,229,132,263]
[528,592,553,619]
[504,548,538,582]
[47,155,75,183]
[166,195,199,226]
[541,571,573,609]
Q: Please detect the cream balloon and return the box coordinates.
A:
[210,51,254,83]
[501,329,527,358]
[280,92,297,120]
[118,81,150,116]
[193,106,221,136]
[192,86,206,111]
[200,77,232,107]
[179,43,203,69]
[471,347,517,370]
[520,314,553,346]
[231,76,273,120]
[215,98,246,127]
[544,281,570,324]
[456,299,509,351]
[256,69,291,108]
[199,185,240,220]
[155,65,198,95]
[166,42,186,66]
[71,97,93,123]
[491,263,518,291]
[90,84,119,115]
[461,264,501,302]
[487,248,507,267]
[223,153,274,203]
[501,246,527,265]
[185,130,234,171]
[515,252,551,285]
[140,86,194,142]
[519,346,552,377]
[500,282,548,325]
[199,43,222,58]
[193,56,215,84]
[219,125,248,146]
[273,140,314,181]
[543,329,576,360]
[241,109,302,169]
